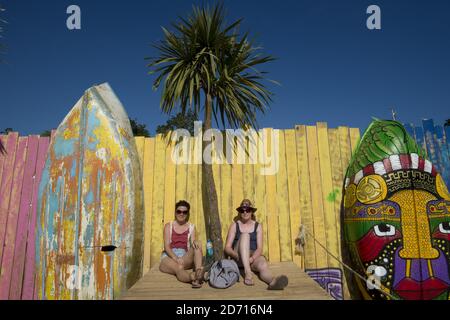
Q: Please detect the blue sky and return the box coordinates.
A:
[0,0,449,135]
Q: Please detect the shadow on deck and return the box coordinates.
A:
[121,262,332,300]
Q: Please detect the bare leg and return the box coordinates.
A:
[251,256,288,290]
[251,256,273,284]
[192,240,203,271]
[182,247,195,270]
[185,241,204,287]
[238,233,253,283]
[159,256,195,283]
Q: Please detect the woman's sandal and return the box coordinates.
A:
[191,268,205,288]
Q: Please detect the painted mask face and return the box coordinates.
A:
[343,120,450,300]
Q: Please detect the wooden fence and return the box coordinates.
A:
[0,123,360,299]
[0,134,49,299]
[134,124,361,285]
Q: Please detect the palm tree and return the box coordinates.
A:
[147,4,275,260]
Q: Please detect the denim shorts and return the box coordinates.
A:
[161,248,187,260]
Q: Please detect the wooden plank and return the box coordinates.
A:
[174,142,187,203]
[164,138,176,225]
[0,136,27,299]
[243,162,255,201]
[220,156,233,246]
[9,136,39,299]
[275,130,292,262]
[135,136,145,171]
[338,127,352,177]
[197,152,206,248]
[333,127,352,300]
[23,137,49,300]
[295,125,315,270]
[150,135,166,267]
[0,135,7,190]
[186,138,201,244]
[231,153,244,212]
[223,133,236,234]
[253,133,268,258]
[0,133,19,267]
[211,141,224,241]
[327,129,344,259]
[242,131,255,201]
[306,126,328,268]
[264,128,280,262]
[344,125,361,299]
[349,128,361,155]
[284,129,302,267]
[120,262,331,300]
[143,138,155,274]
[317,123,339,269]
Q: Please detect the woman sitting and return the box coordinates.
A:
[159,200,205,288]
[224,199,288,290]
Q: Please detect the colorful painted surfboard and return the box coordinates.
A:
[342,119,450,300]
[36,83,144,299]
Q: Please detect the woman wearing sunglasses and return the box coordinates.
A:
[159,200,205,288]
[224,199,288,290]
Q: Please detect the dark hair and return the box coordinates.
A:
[175,200,190,211]
[175,200,190,222]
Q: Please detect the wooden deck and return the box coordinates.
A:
[121,262,332,300]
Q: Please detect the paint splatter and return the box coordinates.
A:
[327,189,340,202]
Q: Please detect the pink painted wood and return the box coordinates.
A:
[0,135,7,192]
[0,137,28,299]
[23,136,50,300]
[9,136,39,299]
[0,133,19,266]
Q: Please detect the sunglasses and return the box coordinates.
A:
[238,208,252,213]
[176,210,189,215]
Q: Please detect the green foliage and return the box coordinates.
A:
[347,120,427,178]
[0,127,13,134]
[40,130,52,137]
[129,118,150,137]
[146,3,276,257]
[146,3,277,129]
[156,109,198,135]
[0,126,11,154]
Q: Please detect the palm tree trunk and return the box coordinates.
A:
[202,92,224,261]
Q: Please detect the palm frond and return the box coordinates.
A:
[146,3,277,130]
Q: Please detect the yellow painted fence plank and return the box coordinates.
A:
[317,122,339,269]
[284,129,302,267]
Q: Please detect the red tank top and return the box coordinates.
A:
[170,226,189,250]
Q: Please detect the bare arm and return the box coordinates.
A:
[250,223,263,262]
[224,223,238,260]
[190,225,200,249]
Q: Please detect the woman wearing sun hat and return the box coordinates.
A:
[224,199,288,290]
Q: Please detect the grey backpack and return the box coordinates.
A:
[207,259,240,289]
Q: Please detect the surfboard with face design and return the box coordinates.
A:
[35,83,144,299]
[342,120,450,300]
